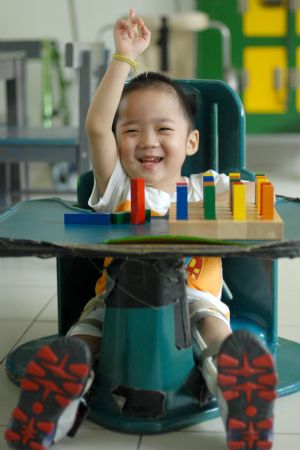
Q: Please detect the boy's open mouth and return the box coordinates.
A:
[139,156,163,164]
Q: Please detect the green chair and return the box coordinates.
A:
[56,80,278,432]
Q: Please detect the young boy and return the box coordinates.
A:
[5,9,277,450]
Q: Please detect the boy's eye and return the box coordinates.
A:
[159,127,173,132]
[125,129,138,134]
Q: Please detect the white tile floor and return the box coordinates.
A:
[1,257,300,450]
[1,166,300,449]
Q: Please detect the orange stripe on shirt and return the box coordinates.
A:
[116,200,131,212]
[186,256,222,298]
[116,200,162,216]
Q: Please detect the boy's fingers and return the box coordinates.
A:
[115,18,135,38]
[129,8,136,19]
[141,23,151,38]
[116,12,151,41]
[115,18,130,30]
[131,16,143,26]
[131,17,150,37]
[141,23,151,34]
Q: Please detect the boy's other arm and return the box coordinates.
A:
[85,61,132,195]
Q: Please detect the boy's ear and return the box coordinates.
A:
[186,129,200,156]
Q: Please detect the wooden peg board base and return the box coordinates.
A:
[168,202,284,240]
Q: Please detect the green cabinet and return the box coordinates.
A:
[196,0,300,133]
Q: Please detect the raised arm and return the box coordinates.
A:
[85,9,151,194]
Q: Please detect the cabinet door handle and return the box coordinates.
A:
[289,68,300,88]
[289,0,300,11]
[238,0,248,14]
[240,69,249,90]
[273,67,284,90]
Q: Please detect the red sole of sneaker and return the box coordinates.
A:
[218,330,277,450]
[5,337,91,450]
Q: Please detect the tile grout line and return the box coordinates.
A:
[0,292,57,364]
[136,435,143,450]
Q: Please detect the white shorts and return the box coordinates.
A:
[67,288,230,339]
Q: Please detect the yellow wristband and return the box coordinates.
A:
[112,53,139,74]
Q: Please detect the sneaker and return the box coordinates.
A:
[217,330,277,450]
[5,337,93,449]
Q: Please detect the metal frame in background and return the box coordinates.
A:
[0,41,96,210]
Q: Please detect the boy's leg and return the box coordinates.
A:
[189,294,232,399]
[5,336,93,450]
[66,293,106,361]
[74,334,101,361]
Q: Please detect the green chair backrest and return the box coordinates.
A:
[180,79,252,179]
[77,79,254,209]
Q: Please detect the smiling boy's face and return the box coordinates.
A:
[115,87,199,193]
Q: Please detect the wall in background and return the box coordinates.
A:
[0,0,195,41]
[0,0,195,125]
[0,0,298,194]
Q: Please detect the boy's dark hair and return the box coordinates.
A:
[112,72,197,133]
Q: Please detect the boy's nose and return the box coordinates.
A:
[139,131,159,149]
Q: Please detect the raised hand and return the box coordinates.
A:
[113,8,151,60]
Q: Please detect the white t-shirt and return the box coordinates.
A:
[89,159,229,215]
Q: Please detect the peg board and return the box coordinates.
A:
[169,202,284,240]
